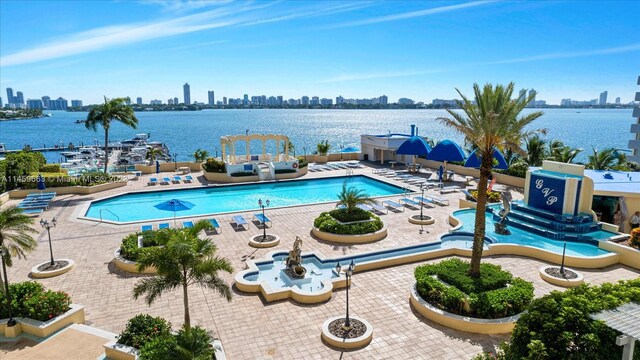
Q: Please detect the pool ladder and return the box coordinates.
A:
[99,208,120,222]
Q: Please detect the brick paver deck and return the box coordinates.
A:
[2,165,639,359]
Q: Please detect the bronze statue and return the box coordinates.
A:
[285,236,306,278]
[495,191,512,235]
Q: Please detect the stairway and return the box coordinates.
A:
[258,162,275,181]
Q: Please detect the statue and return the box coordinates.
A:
[495,191,512,235]
[285,236,306,279]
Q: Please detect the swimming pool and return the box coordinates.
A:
[452,208,613,256]
[84,175,408,223]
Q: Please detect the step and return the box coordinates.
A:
[507,210,601,234]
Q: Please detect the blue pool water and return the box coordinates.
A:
[84,175,407,223]
[452,208,612,256]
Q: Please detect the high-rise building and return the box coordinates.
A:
[243,94,249,106]
[15,91,24,105]
[41,96,50,109]
[183,83,191,105]
[173,97,179,105]
[6,88,14,104]
[223,97,227,105]
[311,96,319,106]
[398,98,414,105]
[71,100,83,107]
[168,98,174,105]
[616,97,621,104]
[0,97,3,108]
[49,97,68,110]
[528,89,536,107]
[208,91,215,106]
[277,95,283,106]
[599,91,608,106]
[150,99,162,105]
[379,95,388,106]
[336,96,344,105]
[26,99,43,109]
[519,89,527,102]
[628,76,640,163]
[136,97,143,105]
[320,98,332,106]
[301,96,309,105]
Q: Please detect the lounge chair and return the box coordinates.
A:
[161,177,171,185]
[383,200,404,212]
[399,197,421,209]
[172,176,182,183]
[182,221,194,228]
[231,215,249,230]
[357,204,373,212]
[461,189,477,201]
[464,176,475,187]
[148,177,158,185]
[414,196,436,208]
[184,175,193,182]
[26,191,56,198]
[208,218,221,234]
[253,213,272,228]
[440,186,460,194]
[17,203,48,210]
[371,201,388,214]
[140,224,153,232]
[427,195,449,206]
[21,208,44,214]
[158,223,170,229]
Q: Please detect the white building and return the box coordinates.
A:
[629,76,640,163]
[398,98,414,105]
[599,91,608,106]
[360,125,423,164]
[71,100,83,107]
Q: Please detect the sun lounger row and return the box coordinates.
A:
[17,192,57,214]
[138,212,271,233]
[148,175,193,185]
[309,162,363,172]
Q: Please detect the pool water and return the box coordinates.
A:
[85,175,407,223]
[452,208,612,256]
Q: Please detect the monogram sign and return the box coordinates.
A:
[529,174,565,214]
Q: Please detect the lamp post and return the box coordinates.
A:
[173,152,178,171]
[258,198,270,241]
[40,217,57,266]
[419,184,428,234]
[335,260,355,329]
[0,248,17,327]
[560,240,567,275]
[303,147,307,163]
[340,145,344,161]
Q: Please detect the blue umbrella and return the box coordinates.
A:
[37,174,46,192]
[154,199,195,225]
[464,148,508,170]
[396,136,432,165]
[428,140,466,162]
[341,146,359,153]
[155,160,160,174]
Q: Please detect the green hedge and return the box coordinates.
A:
[0,281,71,321]
[313,211,383,235]
[20,172,117,189]
[39,164,62,173]
[415,258,533,319]
[119,230,166,262]
[274,169,296,174]
[230,171,255,177]
[474,279,640,360]
[118,314,172,349]
[329,207,371,222]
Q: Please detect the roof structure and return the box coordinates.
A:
[590,302,640,339]
[585,170,640,196]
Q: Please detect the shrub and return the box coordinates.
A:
[297,157,308,168]
[328,207,371,222]
[119,230,166,262]
[274,169,296,174]
[39,164,61,173]
[314,211,383,235]
[139,325,214,360]
[414,259,533,319]
[505,162,528,178]
[230,171,254,177]
[470,190,501,203]
[0,281,71,321]
[316,140,331,155]
[202,158,225,173]
[118,314,172,349]
[629,228,640,249]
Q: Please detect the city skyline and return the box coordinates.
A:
[1,1,639,104]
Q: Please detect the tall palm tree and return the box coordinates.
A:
[85,97,138,173]
[523,135,547,167]
[437,83,545,277]
[192,149,209,163]
[133,231,232,329]
[0,206,38,268]
[146,147,164,163]
[337,183,375,215]
[586,147,625,170]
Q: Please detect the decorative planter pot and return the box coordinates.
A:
[314,155,329,163]
[248,234,280,248]
[408,215,435,225]
[30,259,75,278]
[321,315,373,350]
[311,223,387,244]
[0,304,85,338]
[539,265,584,287]
[113,249,157,274]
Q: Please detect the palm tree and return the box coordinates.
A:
[133,231,232,329]
[523,135,547,167]
[336,182,375,215]
[85,97,138,173]
[0,206,38,268]
[437,83,545,277]
[586,147,625,170]
[192,149,209,163]
[146,147,164,163]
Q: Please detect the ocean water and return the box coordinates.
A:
[0,108,633,163]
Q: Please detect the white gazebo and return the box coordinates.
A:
[219,133,298,180]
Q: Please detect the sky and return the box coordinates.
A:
[1,0,639,105]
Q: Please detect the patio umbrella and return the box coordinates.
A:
[464,148,508,170]
[428,140,466,162]
[341,146,359,153]
[155,160,160,174]
[37,174,46,193]
[154,199,195,225]
[396,136,432,165]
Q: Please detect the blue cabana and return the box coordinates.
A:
[464,148,508,170]
[396,136,432,165]
[428,140,466,162]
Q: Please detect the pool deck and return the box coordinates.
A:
[2,164,639,359]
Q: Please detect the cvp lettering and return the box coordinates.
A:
[534,179,559,206]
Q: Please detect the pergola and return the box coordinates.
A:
[591,302,640,360]
[220,133,291,165]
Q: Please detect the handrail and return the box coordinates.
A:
[99,208,120,222]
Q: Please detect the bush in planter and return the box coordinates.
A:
[0,281,71,321]
[274,169,296,174]
[296,157,308,168]
[118,314,172,350]
[629,228,640,249]
[314,211,383,235]
[316,140,331,156]
[470,190,501,203]
[139,325,215,360]
[119,230,168,262]
[230,171,254,177]
[202,158,225,173]
[328,207,371,222]
[39,164,62,173]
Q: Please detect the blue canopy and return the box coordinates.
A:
[37,174,46,191]
[154,199,195,225]
[428,140,466,162]
[464,148,508,170]
[395,136,432,156]
[341,146,359,153]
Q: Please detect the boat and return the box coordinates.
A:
[75,119,87,124]
[44,113,52,117]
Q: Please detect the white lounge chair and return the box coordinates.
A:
[383,200,404,212]
[231,215,249,230]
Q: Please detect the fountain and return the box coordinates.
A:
[285,236,306,279]
[494,191,512,235]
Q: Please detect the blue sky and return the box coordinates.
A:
[1,0,639,105]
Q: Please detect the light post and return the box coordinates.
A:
[340,145,344,161]
[303,147,307,163]
[258,198,270,241]
[173,152,178,171]
[560,240,567,275]
[335,260,355,329]
[40,217,57,266]
[0,248,17,327]
[419,184,428,234]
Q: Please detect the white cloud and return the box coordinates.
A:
[484,43,640,64]
[327,0,497,28]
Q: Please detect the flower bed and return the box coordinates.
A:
[117,314,172,350]
[314,208,383,235]
[629,228,640,249]
[0,281,71,321]
[414,258,533,319]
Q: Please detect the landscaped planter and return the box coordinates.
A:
[408,215,435,225]
[248,234,280,248]
[321,315,373,350]
[113,249,157,274]
[104,341,139,360]
[539,265,584,287]
[9,181,126,198]
[409,284,520,334]
[0,304,85,338]
[311,223,388,244]
[30,258,75,278]
[314,155,329,163]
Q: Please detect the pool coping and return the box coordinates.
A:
[78,174,415,225]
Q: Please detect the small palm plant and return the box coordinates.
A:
[548,140,582,163]
[587,147,625,170]
[133,230,233,329]
[316,140,331,156]
[336,183,375,215]
[0,206,38,268]
[146,147,164,163]
[523,135,547,167]
[192,149,209,163]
